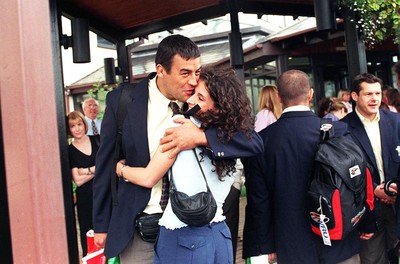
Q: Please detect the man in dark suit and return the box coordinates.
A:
[342,73,400,264]
[92,35,263,263]
[242,70,375,264]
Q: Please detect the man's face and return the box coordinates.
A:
[83,99,99,120]
[157,54,201,102]
[351,82,382,121]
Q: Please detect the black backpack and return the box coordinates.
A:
[306,119,374,246]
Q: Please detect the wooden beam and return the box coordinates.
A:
[0,0,70,262]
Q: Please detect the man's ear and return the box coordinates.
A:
[156,64,165,78]
[351,91,358,102]
[308,88,314,102]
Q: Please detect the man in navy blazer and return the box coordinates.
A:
[92,35,263,262]
[342,73,400,264]
[242,70,375,264]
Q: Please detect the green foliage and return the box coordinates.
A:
[340,0,400,47]
[87,82,113,119]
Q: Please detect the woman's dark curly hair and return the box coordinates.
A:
[195,65,255,180]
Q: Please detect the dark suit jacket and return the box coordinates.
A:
[242,110,368,264]
[342,109,400,236]
[341,109,400,186]
[93,74,263,257]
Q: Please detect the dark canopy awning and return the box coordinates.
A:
[61,0,314,42]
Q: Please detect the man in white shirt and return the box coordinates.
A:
[342,73,400,264]
[93,34,263,263]
[82,98,101,135]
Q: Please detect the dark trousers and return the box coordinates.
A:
[360,201,396,264]
[223,186,241,263]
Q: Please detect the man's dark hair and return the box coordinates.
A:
[155,35,200,73]
[352,73,382,95]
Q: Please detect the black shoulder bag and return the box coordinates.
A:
[169,149,217,227]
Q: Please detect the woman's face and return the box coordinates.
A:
[187,80,216,113]
[69,118,86,139]
[342,92,351,102]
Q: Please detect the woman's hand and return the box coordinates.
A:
[78,167,89,176]
[116,159,126,177]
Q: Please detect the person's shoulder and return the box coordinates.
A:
[67,141,76,154]
[332,120,348,136]
[88,134,100,140]
[107,85,123,98]
[106,81,141,102]
[323,113,335,119]
[257,117,281,137]
[255,109,263,115]
[340,111,357,123]
[380,108,400,120]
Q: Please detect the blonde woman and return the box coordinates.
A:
[67,111,100,256]
[255,85,282,132]
[337,88,353,113]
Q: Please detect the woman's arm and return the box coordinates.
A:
[72,166,95,187]
[116,146,177,188]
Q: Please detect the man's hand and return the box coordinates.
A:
[268,253,277,263]
[375,183,397,205]
[159,117,207,158]
[94,233,107,248]
[359,232,374,240]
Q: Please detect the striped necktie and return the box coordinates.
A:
[91,120,99,135]
[169,101,181,116]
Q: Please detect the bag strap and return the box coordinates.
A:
[111,82,134,206]
[319,118,334,142]
[170,108,211,192]
[170,149,212,192]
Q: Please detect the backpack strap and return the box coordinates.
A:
[111,82,134,206]
[111,72,155,206]
[319,118,334,142]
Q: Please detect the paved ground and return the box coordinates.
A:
[235,195,247,264]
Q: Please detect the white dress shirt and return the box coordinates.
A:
[85,116,101,135]
[144,76,181,214]
[355,109,384,183]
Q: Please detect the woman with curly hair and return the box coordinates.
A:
[115,65,255,263]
